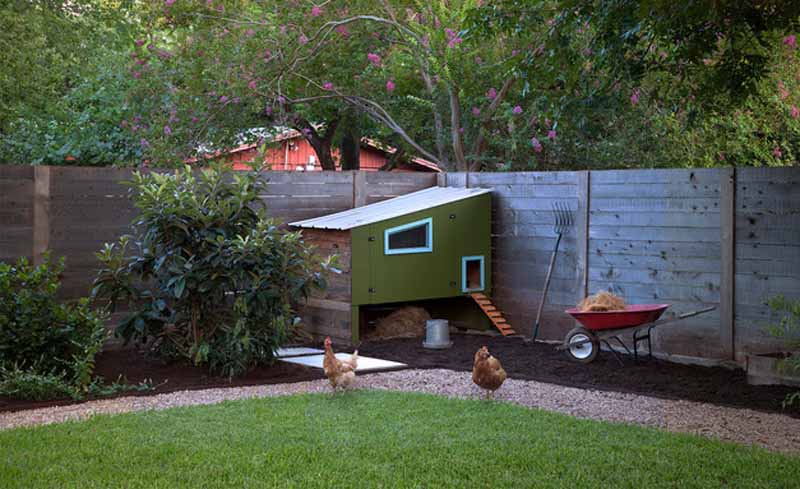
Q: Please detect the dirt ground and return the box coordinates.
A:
[2,334,798,418]
[0,348,324,413]
[358,334,800,418]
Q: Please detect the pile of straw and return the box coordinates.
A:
[373,306,431,339]
[577,291,626,312]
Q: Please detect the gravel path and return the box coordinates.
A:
[2,368,799,454]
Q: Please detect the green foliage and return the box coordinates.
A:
[0,255,109,400]
[1,391,798,488]
[0,0,142,165]
[0,59,143,166]
[0,366,76,401]
[767,295,800,407]
[93,165,331,377]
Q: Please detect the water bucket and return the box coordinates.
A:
[423,319,453,349]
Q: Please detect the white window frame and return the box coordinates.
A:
[461,255,485,292]
[384,217,433,255]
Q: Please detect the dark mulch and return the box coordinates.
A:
[3,335,798,418]
[358,334,800,418]
[0,348,324,414]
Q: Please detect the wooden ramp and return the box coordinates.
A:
[470,293,516,336]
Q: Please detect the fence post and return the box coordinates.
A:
[353,170,367,208]
[575,171,590,301]
[436,172,447,187]
[32,166,51,265]
[720,167,736,361]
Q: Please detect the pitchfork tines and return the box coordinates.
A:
[552,201,574,235]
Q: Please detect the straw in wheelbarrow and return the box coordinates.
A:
[577,291,626,312]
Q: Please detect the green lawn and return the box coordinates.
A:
[1,391,797,488]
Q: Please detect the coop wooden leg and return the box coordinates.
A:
[351,305,360,345]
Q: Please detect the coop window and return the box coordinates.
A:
[462,256,485,292]
[384,218,433,255]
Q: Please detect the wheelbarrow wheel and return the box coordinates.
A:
[565,327,599,363]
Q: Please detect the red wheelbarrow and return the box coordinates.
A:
[557,304,716,364]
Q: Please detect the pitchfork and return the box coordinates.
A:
[532,202,573,341]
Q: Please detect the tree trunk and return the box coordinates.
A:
[448,87,468,171]
[340,112,360,171]
[292,116,340,171]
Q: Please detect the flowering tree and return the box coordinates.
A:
[124,0,800,170]
[126,0,548,171]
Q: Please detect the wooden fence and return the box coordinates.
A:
[1,165,798,363]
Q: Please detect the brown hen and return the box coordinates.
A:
[323,337,358,392]
[472,346,506,399]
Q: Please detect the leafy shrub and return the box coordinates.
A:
[0,255,108,400]
[0,365,76,401]
[93,166,332,377]
[766,295,800,407]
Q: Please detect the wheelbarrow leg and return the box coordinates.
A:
[600,338,626,367]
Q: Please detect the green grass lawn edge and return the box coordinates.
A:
[1,390,797,488]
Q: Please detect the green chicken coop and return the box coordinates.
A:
[290,186,515,344]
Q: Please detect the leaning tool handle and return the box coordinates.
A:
[533,231,562,341]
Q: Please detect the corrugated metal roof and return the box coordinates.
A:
[289,186,492,230]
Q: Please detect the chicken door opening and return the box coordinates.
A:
[462,256,484,292]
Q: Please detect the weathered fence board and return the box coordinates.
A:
[735,170,800,355]
[588,168,724,359]
[0,167,34,263]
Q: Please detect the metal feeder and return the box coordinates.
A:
[423,319,453,349]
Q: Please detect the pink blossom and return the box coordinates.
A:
[248,80,257,90]
[531,137,542,152]
[630,88,641,105]
[311,5,322,17]
[191,116,200,123]
[472,107,481,117]
[386,80,395,92]
[164,125,172,136]
[280,25,288,34]
[140,138,150,148]
[792,105,800,119]
[475,56,482,64]
[278,95,286,104]
[545,118,551,128]
[147,43,155,51]
[547,130,557,141]
[264,107,272,116]
[323,82,333,90]
[299,34,309,45]
[444,28,462,48]
[246,28,255,37]
[367,52,382,67]
[512,49,519,56]
[216,3,223,12]
[219,95,228,103]
[779,81,790,100]
[165,0,175,6]
[120,120,128,128]
[773,146,783,158]
[335,25,349,37]
[136,59,147,66]
[206,0,212,5]
[582,48,592,56]
[135,39,145,47]
[512,105,523,115]
[784,35,797,49]
[717,152,725,161]
[458,127,464,134]
[132,71,142,79]
[421,35,430,48]
[486,87,497,100]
